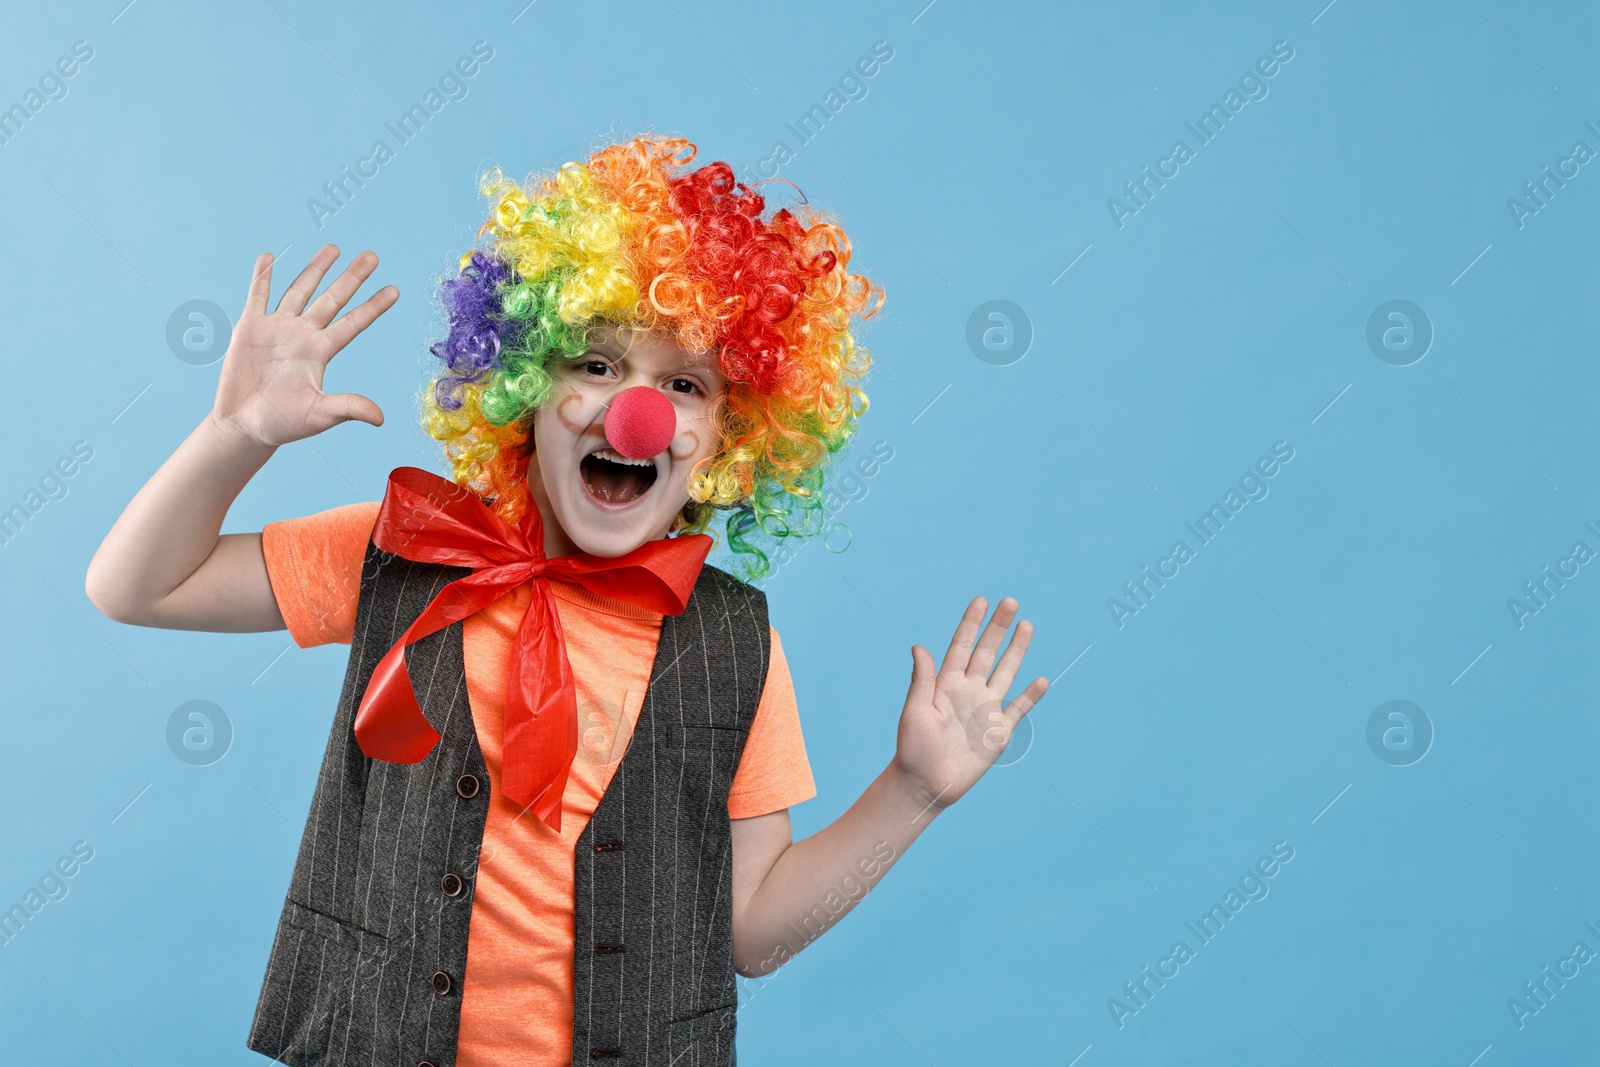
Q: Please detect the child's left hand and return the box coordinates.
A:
[891,596,1050,813]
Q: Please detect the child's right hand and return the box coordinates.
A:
[210,244,398,449]
[85,245,397,631]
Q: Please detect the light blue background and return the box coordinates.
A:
[2,0,1596,1063]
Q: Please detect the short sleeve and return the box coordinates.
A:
[261,502,380,647]
[728,627,816,819]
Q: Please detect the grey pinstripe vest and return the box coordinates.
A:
[247,540,769,1066]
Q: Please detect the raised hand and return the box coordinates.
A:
[891,597,1050,812]
[210,244,398,449]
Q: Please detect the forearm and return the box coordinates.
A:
[85,414,277,626]
[732,759,940,976]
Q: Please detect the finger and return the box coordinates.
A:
[904,644,936,710]
[1002,677,1050,724]
[244,252,274,317]
[938,597,987,677]
[310,392,385,431]
[988,617,1035,692]
[966,597,1019,679]
[326,285,400,352]
[275,244,340,316]
[304,249,379,329]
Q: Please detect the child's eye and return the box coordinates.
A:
[581,359,614,377]
[667,377,702,395]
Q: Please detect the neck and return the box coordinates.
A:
[535,501,581,559]
[524,465,580,558]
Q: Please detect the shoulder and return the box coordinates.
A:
[697,559,771,617]
[690,564,771,649]
[694,563,768,607]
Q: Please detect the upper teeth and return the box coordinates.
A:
[592,448,654,467]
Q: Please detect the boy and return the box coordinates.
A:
[86,135,1047,1066]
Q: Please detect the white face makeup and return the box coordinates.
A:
[525,324,727,559]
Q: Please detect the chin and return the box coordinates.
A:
[561,518,665,559]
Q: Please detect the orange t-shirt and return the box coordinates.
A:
[261,502,815,1067]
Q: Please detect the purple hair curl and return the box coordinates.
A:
[429,251,518,411]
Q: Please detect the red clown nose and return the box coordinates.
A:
[604,386,677,460]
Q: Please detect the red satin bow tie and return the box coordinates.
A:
[353,466,712,831]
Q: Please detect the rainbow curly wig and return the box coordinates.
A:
[421,134,882,579]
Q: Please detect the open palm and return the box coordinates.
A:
[892,596,1050,812]
[211,244,397,448]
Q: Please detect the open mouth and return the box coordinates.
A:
[580,448,659,505]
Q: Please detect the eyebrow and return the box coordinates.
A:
[578,336,723,383]
[574,342,620,364]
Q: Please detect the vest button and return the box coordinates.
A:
[431,970,453,996]
[455,774,480,799]
[419,1062,438,1067]
[441,872,464,897]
